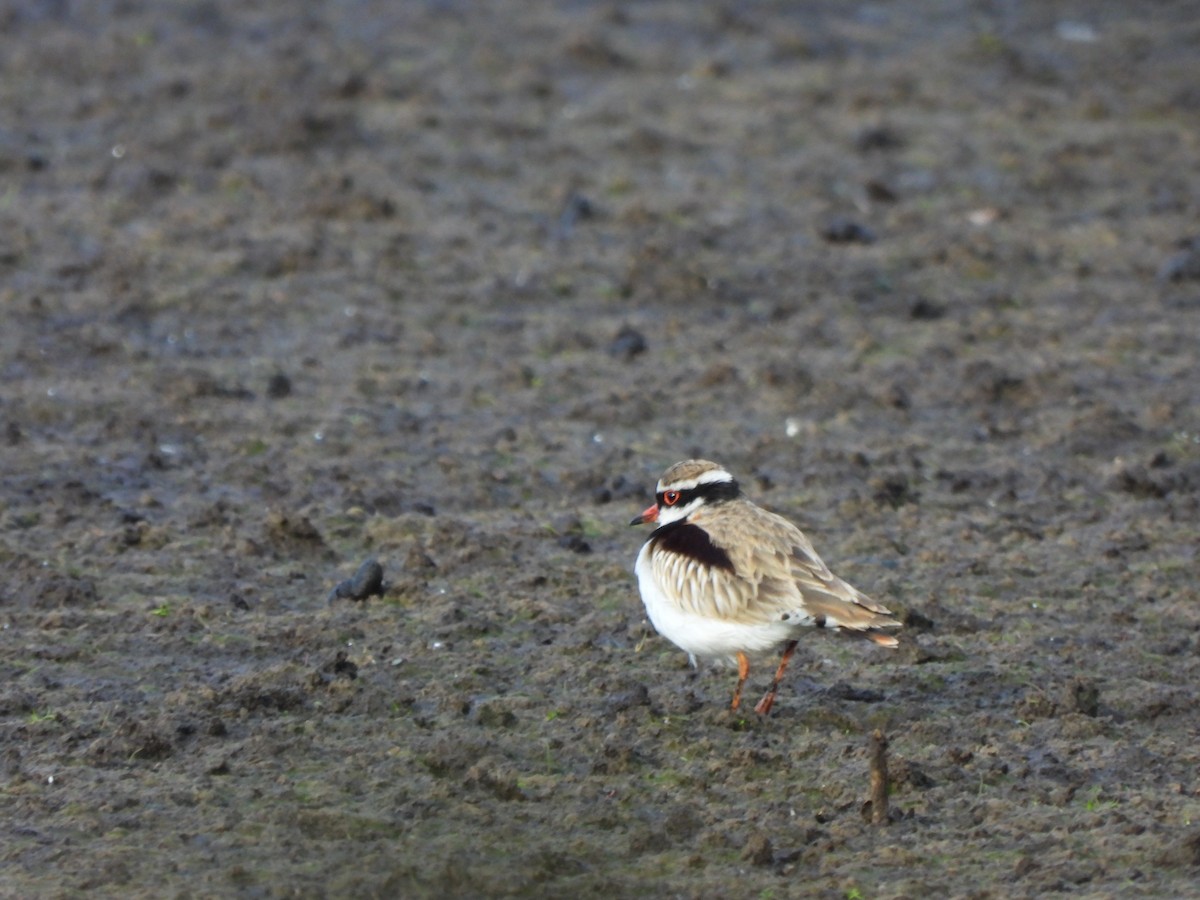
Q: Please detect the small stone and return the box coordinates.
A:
[1157,240,1200,282]
[819,215,876,244]
[554,191,596,239]
[909,297,945,320]
[327,558,385,603]
[609,324,647,360]
[603,684,651,714]
[325,650,358,679]
[855,124,904,152]
[266,372,292,398]
[865,178,898,203]
[902,608,936,631]
[557,533,592,554]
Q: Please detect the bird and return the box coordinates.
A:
[630,459,901,715]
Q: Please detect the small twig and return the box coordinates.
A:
[869,728,890,826]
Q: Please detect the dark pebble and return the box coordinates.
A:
[557,533,592,554]
[327,558,385,603]
[1157,237,1200,282]
[325,650,359,679]
[555,191,596,240]
[902,608,936,631]
[855,124,904,152]
[609,324,647,359]
[909,297,946,320]
[266,371,292,398]
[819,215,876,244]
[603,684,651,714]
[865,178,898,203]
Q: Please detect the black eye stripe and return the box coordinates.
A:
[656,479,740,507]
[657,487,694,507]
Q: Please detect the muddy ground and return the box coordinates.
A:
[3,1,1200,897]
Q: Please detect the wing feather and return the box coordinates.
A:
[682,502,901,633]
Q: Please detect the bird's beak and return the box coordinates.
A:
[629,503,658,526]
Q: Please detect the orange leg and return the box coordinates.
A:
[730,651,750,710]
[754,640,798,716]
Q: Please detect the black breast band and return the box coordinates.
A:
[649,521,735,573]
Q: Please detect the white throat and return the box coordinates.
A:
[655,496,704,526]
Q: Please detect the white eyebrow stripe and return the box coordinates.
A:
[657,469,734,492]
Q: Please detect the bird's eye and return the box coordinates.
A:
[662,490,680,506]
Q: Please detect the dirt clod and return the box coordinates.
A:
[741,832,774,866]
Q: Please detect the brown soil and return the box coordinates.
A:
[3,1,1200,897]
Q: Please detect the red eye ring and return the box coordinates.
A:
[662,490,680,506]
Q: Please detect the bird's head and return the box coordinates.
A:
[629,459,741,527]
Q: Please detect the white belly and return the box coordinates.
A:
[634,542,796,665]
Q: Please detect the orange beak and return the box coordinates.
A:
[629,502,658,526]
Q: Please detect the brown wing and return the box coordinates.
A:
[689,502,901,635]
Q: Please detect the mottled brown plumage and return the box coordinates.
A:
[631,459,900,714]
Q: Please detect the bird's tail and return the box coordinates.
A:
[804,592,902,647]
[865,631,900,649]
